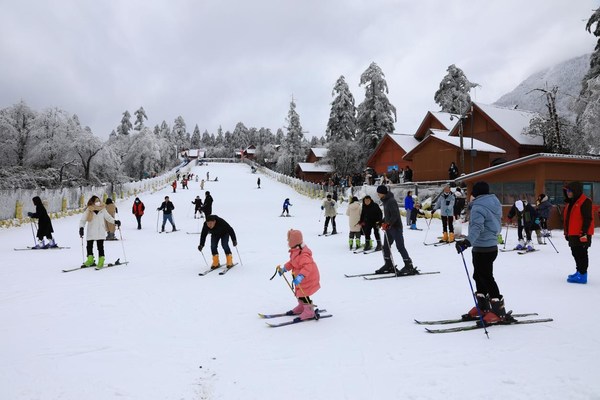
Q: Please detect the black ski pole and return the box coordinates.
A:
[382,228,399,278]
[503,223,509,250]
[459,251,489,339]
[546,235,559,253]
[115,211,127,263]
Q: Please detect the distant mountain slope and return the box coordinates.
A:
[494,54,590,122]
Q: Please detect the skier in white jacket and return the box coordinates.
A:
[79,195,120,268]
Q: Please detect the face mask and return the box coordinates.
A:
[95,201,101,206]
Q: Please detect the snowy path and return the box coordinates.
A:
[1,162,599,399]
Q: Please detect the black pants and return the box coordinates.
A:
[324,216,336,232]
[517,223,532,241]
[472,250,500,298]
[382,226,410,261]
[570,245,589,274]
[441,216,454,233]
[363,224,381,242]
[135,215,142,229]
[86,240,105,257]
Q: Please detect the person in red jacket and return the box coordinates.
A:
[132,197,145,229]
[277,229,321,322]
[564,181,594,284]
[171,180,177,193]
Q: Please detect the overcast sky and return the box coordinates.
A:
[0,0,597,140]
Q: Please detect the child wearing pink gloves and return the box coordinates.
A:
[278,229,321,321]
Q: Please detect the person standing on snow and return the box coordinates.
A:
[359,195,383,252]
[281,198,292,217]
[132,197,145,229]
[506,198,537,251]
[104,198,118,240]
[192,196,204,219]
[434,185,456,242]
[375,185,416,275]
[321,194,337,235]
[200,179,205,190]
[277,229,321,322]
[409,202,426,230]
[198,214,238,269]
[27,196,57,248]
[455,181,514,324]
[563,181,594,284]
[171,180,177,193]
[79,195,121,268]
[257,177,261,189]
[157,196,176,232]
[203,191,213,216]
[535,193,552,238]
[346,196,362,250]
[404,191,414,226]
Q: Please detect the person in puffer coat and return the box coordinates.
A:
[278,229,321,322]
[455,181,514,325]
[28,196,57,248]
[79,195,120,268]
[434,185,456,242]
[535,194,552,237]
[321,194,337,235]
[346,196,362,250]
[359,195,383,251]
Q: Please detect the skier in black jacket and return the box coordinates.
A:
[359,195,383,251]
[198,215,238,269]
[192,196,203,219]
[28,196,57,248]
[203,191,214,216]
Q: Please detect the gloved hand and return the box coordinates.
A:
[79,227,84,238]
[157,208,161,211]
[321,206,324,210]
[197,245,203,252]
[455,239,471,254]
[277,265,287,276]
[27,212,34,217]
[232,240,237,247]
[580,234,588,243]
[359,221,366,227]
[381,222,390,231]
[115,220,121,227]
[292,274,304,285]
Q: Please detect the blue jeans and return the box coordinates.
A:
[383,226,410,261]
[162,213,175,229]
[211,233,231,255]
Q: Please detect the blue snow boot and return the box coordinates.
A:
[410,223,417,230]
[567,271,587,284]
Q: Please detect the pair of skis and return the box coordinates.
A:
[198,263,238,276]
[14,246,70,251]
[318,232,341,237]
[344,270,440,280]
[258,309,333,327]
[62,259,129,273]
[415,312,553,333]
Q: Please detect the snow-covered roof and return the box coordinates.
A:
[297,162,334,173]
[245,148,256,154]
[387,133,420,153]
[474,102,542,146]
[431,131,506,153]
[430,111,460,131]
[310,148,328,158]
[186,149,206,158]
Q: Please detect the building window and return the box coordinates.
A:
[489,182,535,205]
[546,181,598,204]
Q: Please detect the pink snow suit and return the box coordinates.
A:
[284,245,321,297]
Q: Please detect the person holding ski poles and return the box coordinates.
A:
[192,196,203,219]
[321,194,337,235]
[433,185,456,242]
[79,195,121,268]
[346,196,362,250]
[157,196,176,232]
[28,196,57,248]
[359,195,383,252]
[277,229,321,321]
[455,181,514,324]
[281,198,292,216]
[198,215,237,269]
[375,185,416,275]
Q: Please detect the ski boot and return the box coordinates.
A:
[397,259,418,276]
[354,239,361,249]
[96,256,106,269]
[348,239,354,250]
[376,259,395,274]
[514,239,525,250]
[374,241,382,251]
[48,238,58,248]
[525,240,534,252]
[211,255,220,270]
[294,303,315,322]
[83,255,95,267]
[462,292,491,321]
[226,254,234,268]
[442,232,449,242]
[34,239,46,249]
[567,271,587,284]
[286,300,305,316]
[482,296,515,325]
[448,232,455,242]
[363,240,372,251]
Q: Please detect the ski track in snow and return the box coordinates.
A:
[1,162,599,399]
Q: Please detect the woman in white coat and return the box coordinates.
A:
[79,195,120,268]
[346,196,362,250]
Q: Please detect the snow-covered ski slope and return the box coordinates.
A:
[1,162,599,399]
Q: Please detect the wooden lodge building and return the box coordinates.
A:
[295,147,333,183]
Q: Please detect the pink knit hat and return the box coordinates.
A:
[287,229,303,248]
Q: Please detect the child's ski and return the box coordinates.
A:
[219,263,239,275]
[15,246,70,251]
[517,249,539,255]
[266,313,333,328]
[259,309,327,319]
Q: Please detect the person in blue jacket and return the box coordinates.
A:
[404,191,414,226]
[281,198,292,217]
[455,181,515,325]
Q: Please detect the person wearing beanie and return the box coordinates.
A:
[277,229,321,322]
[375,186,417,275]
[346,196,362,250]
[455,181,514,324]
[321,194,337,235]
[198,214,238,269]
[359,195,383,251]
[563,181,594,284]
[507,197,538,251]
[433,185,456,242]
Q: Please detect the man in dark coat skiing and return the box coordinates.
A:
[28,196,57,248]
[375,185,416,275]
[198,215,238,269]
[359,195,383,251]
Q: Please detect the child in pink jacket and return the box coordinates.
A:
[278,229,321,321]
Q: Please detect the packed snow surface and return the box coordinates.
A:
[1,163,599,399]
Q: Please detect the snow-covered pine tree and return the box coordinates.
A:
[434,64,479,115]
[191,125,201,148]
[327,75,357,142]
[576,7,600,154]
[134,107,148,131]
[172,116,188,150]
[117,110,133,136]
[0,101,36,167]
[277,98,304,176]
[356,62,397,150]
